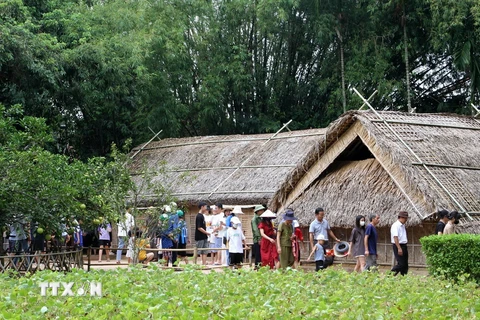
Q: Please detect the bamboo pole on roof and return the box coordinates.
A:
[131,130,163,159]
[370,119,480,130]
[353,88,472,221]
[358,90,378,110]
[165,164,297,172]
[206,120,293,199]
[131,131,324,152]
[411,163,480,171]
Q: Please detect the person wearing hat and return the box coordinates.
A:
[435,209,449,235]
[307,234,326,271]
[292,220,305,269]
[221,207,232,266]
[390,211,409,276]
[258,210,278,269]
[251,205,266,269]
[227,216,246,269]
[176,210,189,265]
[276,209,297,269]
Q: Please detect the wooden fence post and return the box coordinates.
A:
[87,247,91,272]
[193,247,197,264]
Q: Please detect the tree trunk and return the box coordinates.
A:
[335,27,346,114]
[403,9,412,113]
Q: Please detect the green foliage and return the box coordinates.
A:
[0,105,133,233]
[420,234,480,283]
[2,0,480,157]
[0,267,479,318]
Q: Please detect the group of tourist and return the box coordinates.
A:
[195,203,343,270]
[3,202,463,273]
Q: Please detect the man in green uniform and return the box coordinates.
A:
[276,209,297,269]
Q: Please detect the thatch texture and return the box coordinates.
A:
[278,111,480,232]
[289,159,419,228]
[130,129,326,205]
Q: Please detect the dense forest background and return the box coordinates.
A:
[1,0,480,158]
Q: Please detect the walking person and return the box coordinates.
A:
[292,220,305,269]
[307,234,326,271]
[116,208,135,264]
[97,222,112,262]
[364,214,380,271]
[443,211,459,235]
[176,210,190,264]
[391,211,409,276]
[276,209,297,269]
[195,202,210,265]
[435,210,449,235]
[347,215,366,272]
[251,205,265,269]
[309,208,340,253]
[227,217,246,269]
[222,207,232,266]
[258,210,278,269]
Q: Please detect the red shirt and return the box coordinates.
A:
[294,227,303,241]
[258,221,275,237]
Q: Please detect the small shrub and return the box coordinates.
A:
[420,234,480,283]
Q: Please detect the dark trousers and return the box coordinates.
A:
[315,260,324,271]
[391,243,408,276]
[171,241,178,264]
[252,242,261,267]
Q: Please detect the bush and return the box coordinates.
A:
[420,234,480,283]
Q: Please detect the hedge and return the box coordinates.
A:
[420,234,480,283]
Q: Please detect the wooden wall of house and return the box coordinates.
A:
[184,205,255,250]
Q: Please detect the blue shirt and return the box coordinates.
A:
[365,223,378,255]
[314,243,325,261]
[309,219,331,241]
[177,220,188,244]
[225,215,233,228]
[162,219,175,249]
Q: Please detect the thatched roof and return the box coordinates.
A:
[274,111,480,230]
[130,129,326,205]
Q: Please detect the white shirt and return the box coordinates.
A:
[117,213,133,237]
[204,214,214,242]
[227,227,245,253]
[210,212,224,239]
[118,212,135,237]
[390,220,407,244]
[218,214,228,238]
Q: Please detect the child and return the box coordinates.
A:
[226,217,246,269]
[292,220,305,269]
[308,234,326,271]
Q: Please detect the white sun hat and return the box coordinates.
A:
[259,210,276,218]
[232,206,244,214]
[231,217,241,225]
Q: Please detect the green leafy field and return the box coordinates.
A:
[1,266,479,319]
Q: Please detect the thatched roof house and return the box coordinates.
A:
[129,128,326,244]
[271,111,480,232]
[130,128,326,206]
